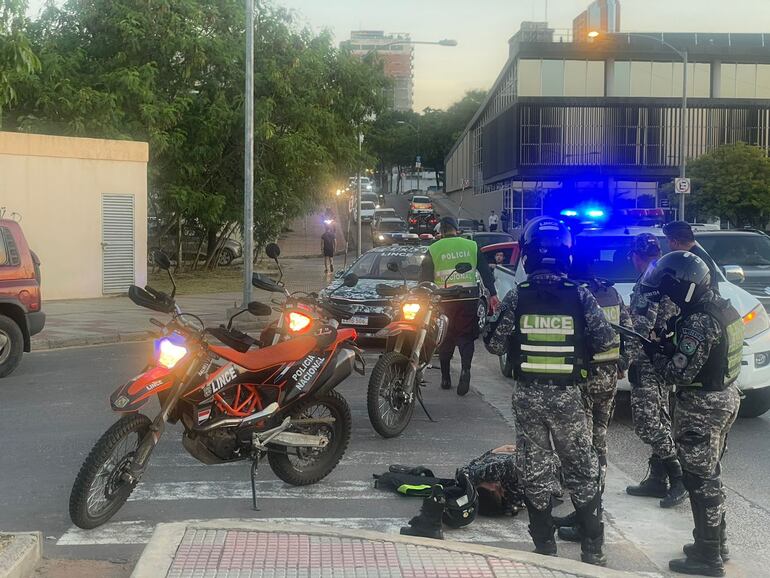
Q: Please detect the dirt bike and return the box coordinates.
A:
[366,261,473,438]
[69,244,364,529]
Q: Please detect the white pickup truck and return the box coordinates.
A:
[492,226,770,418]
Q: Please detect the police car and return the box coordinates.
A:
[322,244,490,336]
[493,226,770,418]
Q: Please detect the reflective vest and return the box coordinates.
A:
[679,300,744,391]
[513,279,588,385]
[584,280,622,365]
[427,236,478,288]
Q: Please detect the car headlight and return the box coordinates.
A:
[743,305,770,340]
[156,337,188,369]
[378,235,385,241]
[402,302,421,321]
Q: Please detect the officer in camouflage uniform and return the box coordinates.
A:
[457,445,526,516]
[554,254,633,542]
[625,234,688,509]
[641,251,743,577]
[485,217,616,566]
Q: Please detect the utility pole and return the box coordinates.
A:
[243,0,254,306]
[679,49,689,221]
[356,131,363,258]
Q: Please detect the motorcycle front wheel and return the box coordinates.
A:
[367,351,415,438]
[268,390,352,486]
[69,413,151,529]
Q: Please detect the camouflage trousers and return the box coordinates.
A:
[513,383,599,511]
[675,384,740,527]
[630,361,676,460]
[580,365,619,462]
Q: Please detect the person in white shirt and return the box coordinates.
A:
[488,210,499,232]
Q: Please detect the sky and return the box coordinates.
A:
[26,0,770,111]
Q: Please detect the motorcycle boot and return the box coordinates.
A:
[669,499,724,577]
[400,485,445,540]
[660,456,688,508]
[457,367,471,396]
[440,359,452,390]
[525,498,557,556]
[683,512,730,563]
[575,493,607,567]
[626,455,668,498]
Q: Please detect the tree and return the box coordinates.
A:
[686,143,770,228]
[0,0,39,125]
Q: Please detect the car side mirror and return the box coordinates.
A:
[455,262,472,274]
[343,273,359,288]
[387,261,400,273]
[723,265,745,284]
[153,250,172,271]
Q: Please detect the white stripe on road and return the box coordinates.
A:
[128,480,388,502]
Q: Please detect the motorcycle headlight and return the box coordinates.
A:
[743,305,770,340]
[402,302,421,321]
[155,337,188,369]
[288,311,313,333]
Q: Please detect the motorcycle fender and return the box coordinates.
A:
[374,321,417,339]
[111,366,175,412]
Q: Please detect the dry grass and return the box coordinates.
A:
[148,263,277,295]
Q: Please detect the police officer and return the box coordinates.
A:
[420,216,499,396]
[625,234,688,509]
[640,251,743,577]
[554,254,633,542]
[662,221,720,294]
[485,217,615,566]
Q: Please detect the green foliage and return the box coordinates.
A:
[0,0,40,122]
[686,143,770,228]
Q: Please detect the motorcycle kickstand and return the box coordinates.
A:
[415,386,435,422]
[250,455,261,511]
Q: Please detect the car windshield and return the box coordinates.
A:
[375,209,396,217]
[347,250,425,280]
[458,219,476,228]
[378,221,406,232]
[573,235,670,283]
[472,233,515,248]
[698,234,770,267]
[412,196,430,204]
[360,202,376,210]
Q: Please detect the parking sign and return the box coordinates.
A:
[675,178,691,194]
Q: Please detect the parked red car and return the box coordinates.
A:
[0,219,45,377]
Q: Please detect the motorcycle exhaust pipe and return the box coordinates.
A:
[315,348,355,398]
[192,402,279,433]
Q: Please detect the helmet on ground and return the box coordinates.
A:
[438,216,459,235]
[640,250,710,307]
[442,471,478,528]
[520,217,572,274]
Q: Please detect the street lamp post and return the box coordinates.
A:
[589,31,689,220]
[243,0,255,306]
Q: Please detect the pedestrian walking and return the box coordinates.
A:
[485,217,616,566]
[625,234,688,509]
[554,254,633,542]
[321,225,336,274]
[640,251,743,577]
[663,221,720,294]
[488,210,499,231]
[419,217,499,396]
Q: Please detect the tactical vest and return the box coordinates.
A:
[513,279,588,385]
[427,236,478,288]
[678,300,744,391]
[587,281,622,365]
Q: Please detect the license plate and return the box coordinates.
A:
[347,316,368,326]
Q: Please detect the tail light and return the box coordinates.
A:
[287,311,313,333]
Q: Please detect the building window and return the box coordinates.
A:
[614,181,659,209]
[721,63,770,98]
[613,61,710,98]
[517,59,605,97]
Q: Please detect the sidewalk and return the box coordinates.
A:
[132,521,634,578]
[32,258,333,351]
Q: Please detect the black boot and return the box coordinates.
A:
[457,367,471,396]
[440,360,451,390]
[400,485,445,540]
[660,456,688,508]
[552,511,577,528]
[575,493,607,567]
[670,500,724,577]
[557,524,582,543]
[684,514,730,562]
[525,498,557,556]
[626,455,668,498]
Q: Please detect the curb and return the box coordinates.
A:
[31,331,156,351]
[0,532,41,578]
[132,520,634,578]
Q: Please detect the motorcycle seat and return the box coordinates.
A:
[210,335,317,371]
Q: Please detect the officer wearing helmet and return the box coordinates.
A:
[420,216,499,396]
[625,234,688,510]
[640,251,743,577]
[485,217,615,566]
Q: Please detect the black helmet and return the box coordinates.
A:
[442,471,478,528]
[520,217,572,274]
[438,216,459,235]
[640,250,711,307]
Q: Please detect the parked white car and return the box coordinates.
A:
[493,226,770,418]
[354,201,377,224]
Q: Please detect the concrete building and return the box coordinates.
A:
[0,131,148,300]
[444,25,770,228]
[343,31,414,111]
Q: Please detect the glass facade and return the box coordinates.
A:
[721,63,770,98]
[518,59,605,97]
[613,61,710,97]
